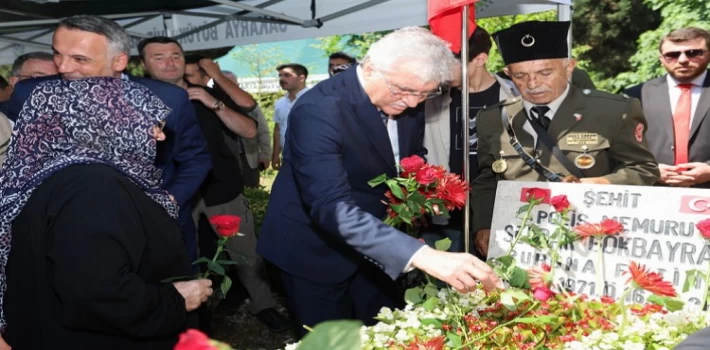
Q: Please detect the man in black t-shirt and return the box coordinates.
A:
[423,26,519,255]
[139,37,291,332]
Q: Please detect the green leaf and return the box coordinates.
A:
[390,203,405,214]
[424,284,439,298]
[299,320,363,350]
[422,297,440,311]
[385,180,405,199]
[420,318,443,329]
[515,316,558,324]
[207,261,226,275]
[683,269,701,293]
[508,267,531,289]
[192,257,212,265]
[517,203,531,216]
[404,287,423,304]
[435,238,452,252]
[446,332,462,348]
[367,174,387,187]
[221,275,232,296]
[500,289,531,310]
[647,295,685,312]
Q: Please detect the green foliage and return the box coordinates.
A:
[299,320,363,350]
[572,0,661,82]
[243,186,271,236]
[231,45,286,93]
[610,0,710,92]
[313,31,391,59]
[0,64,10,80]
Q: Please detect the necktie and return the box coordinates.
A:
[673,84,693,165]
[381,111,389,127]
[531,105,551,130]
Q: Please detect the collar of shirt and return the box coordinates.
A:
[522,83,571,120]
[667,70,707,88]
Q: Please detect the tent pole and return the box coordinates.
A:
[461,5,470,254]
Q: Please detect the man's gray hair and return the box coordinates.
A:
[58,15,132,57]
[11,51,54,76]
[362,27,458,84]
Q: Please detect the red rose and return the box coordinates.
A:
[524,187,550,203]
[415,167,439,185]
[532,286,555,302]
[174,329,217,350]
[399,155,425,175]
[697,219,710,240]
[209,215,241,237]
[550,195,571,213]
[600,219,624,235]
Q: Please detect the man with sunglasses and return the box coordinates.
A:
[258,27,501,334]
[625,27,710,188]
[472,21,659,258]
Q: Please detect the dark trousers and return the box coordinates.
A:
[280,262,403,337]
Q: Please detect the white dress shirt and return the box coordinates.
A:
[521,84,571,147]
[356,65,400,164]
[668,70,707,127]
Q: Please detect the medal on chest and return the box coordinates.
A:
[492,151,508,173]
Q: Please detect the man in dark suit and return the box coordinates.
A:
[257,27,501,332]
[4,15,211,263]
[625,27,710,188]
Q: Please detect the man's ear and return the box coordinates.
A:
[112,52,129,73]
[566,58,577,81]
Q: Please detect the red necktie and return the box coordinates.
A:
[673,83,693,165]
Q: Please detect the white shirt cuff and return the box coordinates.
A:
[403,245,429,273]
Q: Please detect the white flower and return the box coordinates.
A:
[284,342,300,350]
[394,329,411,343]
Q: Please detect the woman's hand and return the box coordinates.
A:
[173,279,213,312]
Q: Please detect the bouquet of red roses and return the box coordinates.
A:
[368,155,469,236]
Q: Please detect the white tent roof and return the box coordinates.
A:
[0,0,572,64]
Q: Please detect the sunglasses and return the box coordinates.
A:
[662,49,706,61]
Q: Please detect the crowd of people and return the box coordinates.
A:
[0,11,707,350]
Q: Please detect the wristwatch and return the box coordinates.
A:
[212,100,225,111]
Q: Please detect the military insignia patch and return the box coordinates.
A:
[635,123,644,143]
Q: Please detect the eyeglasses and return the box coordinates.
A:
[662,49,707,62]
[376,70,442,100]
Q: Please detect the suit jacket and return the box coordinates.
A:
[472,85,660,232]
[257,67,426,283]
[624,72,710,187]
[238,105,271,169]
[6,75,211,207]
[424,73,519,171]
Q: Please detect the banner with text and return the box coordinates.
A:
[488,181,710,305]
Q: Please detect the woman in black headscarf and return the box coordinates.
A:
[0,77,212,349]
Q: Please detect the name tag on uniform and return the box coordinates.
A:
[566,133,599,145]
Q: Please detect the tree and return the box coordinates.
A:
[313,31,391,59]
[231,44,285,94]
[572,0,661,84]
[610,0,710,92]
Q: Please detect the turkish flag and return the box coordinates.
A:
[428,0,477,54]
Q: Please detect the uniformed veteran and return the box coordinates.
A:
[471,21,660,257]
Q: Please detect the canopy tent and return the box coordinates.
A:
[0,0,572,65]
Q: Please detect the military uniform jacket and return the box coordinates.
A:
[471,85,660,232]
